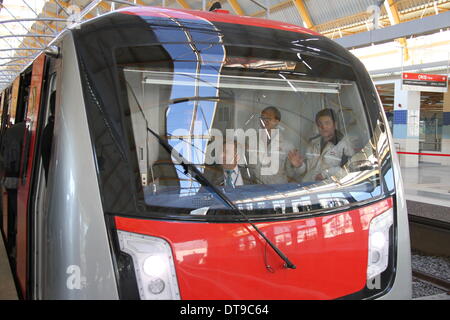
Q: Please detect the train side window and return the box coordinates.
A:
[15,69,33,124]
[0,69,32,257]
[0,68,33,183]
[0,87,11,134]
[0,87,11,150]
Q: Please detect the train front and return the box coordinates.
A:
[72,7,411,299]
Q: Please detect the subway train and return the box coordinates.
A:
[0,6,412,299]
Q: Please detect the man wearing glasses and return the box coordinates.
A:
[204,140,256,187]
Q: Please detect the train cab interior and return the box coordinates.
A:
[119,46,373,197]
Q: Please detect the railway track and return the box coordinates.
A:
[412,269,450,294]
[408,212,450,298]
[408,212,450,257]
[409,215,450,234]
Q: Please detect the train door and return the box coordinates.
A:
[0,90,4,234]
[9,77,20,125]
[0,92,4,136]
[29,54,58,299]
[0,87,11,235]
[0,86,12,141]
[15,54,46,298]
[1,79,20,242]
[0,70,31,273]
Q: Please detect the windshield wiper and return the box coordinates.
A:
[146,126,296,270]
[124,79,295,269]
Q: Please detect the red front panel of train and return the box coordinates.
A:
[115,198,392,299]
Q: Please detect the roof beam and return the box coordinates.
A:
[0,18,67,25]
[21,0,59,34]
[0,17,47,52]
[227,0,245,16]
[292,0,314,29]
[0,4,56,47]
[0,48,45,52]
[251,0,291,17]
[28,0,106,39]
[22,38,45,48]
[2,0,115,68]
[176,0,191,9]
[321,1,450,39]
[385,0,401,24]
[334,10,450,49]
[40,9,64,20]
[370,59,450,77]
[131,0,145,6]
[38,8,67,32]
[98,2,112,11]
[384,0,409,61]
[51,0,96,20]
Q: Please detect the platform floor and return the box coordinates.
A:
[401,163,450,223]
[0,235,18,300]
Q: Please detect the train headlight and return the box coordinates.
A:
[117,230,180,300]
[367,208,393,280]
[143,256,166,277]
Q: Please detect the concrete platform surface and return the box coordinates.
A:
[401,163,450,210]
[0,235,18,300]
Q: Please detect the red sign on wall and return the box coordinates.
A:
[402,72,448,92]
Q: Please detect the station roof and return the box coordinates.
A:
[1,0,450,90]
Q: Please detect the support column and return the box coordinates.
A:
[392,80,421,167]
[442,88,450,165]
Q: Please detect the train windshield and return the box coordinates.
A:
[113,44,384,217]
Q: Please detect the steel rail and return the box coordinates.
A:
[409,215,450,233]
[412,269,450,293]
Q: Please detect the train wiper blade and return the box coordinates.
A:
[169,96,224,105]
[146,126,296,270]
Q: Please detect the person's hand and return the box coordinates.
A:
[315,173,325,181]
[288,150,304,168]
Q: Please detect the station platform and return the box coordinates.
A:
[402,163,450,222]
[0,235,18,300]
[401,163,450,223]
[402,163,450,262]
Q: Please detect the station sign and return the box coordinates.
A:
[402,72,448,92]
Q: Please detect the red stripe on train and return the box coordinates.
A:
[118,6,321,36]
